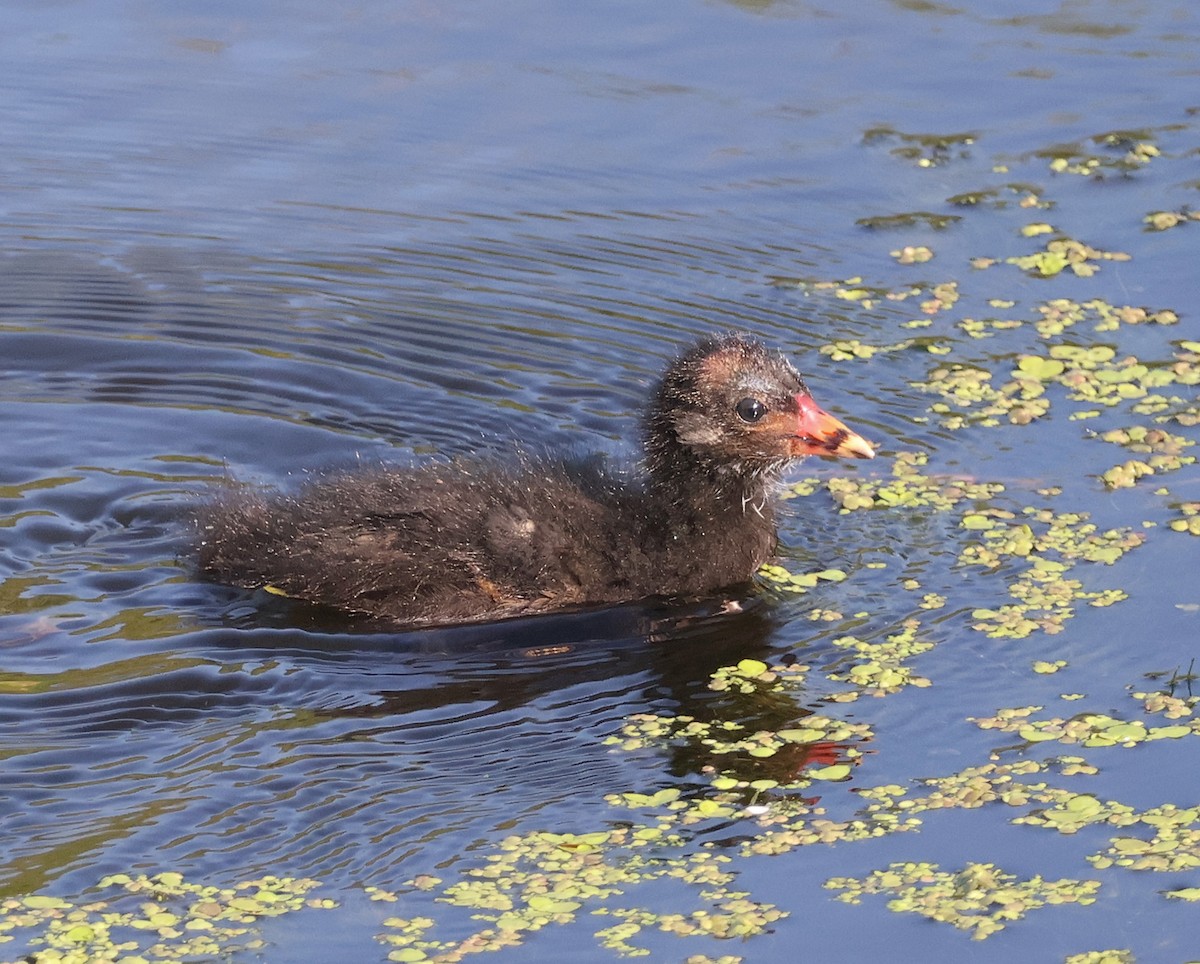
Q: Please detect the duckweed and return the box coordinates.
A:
[1065,951,1135,964]
[915,335,1198,430]
[1033,660,1068,674]
[1017,793,1137,834]
[1038,135,1160,176]
[376,825,778,961]
[0,873,332,964]
[947,187,1000,206]
[862,125,977,167]
[824,450,1004,513]
[1143,208,1200,231]
[1035,298,1178,336]
[970,697,1200,747]
[8,120,1199,964]
[856,212,963,230]
[593,899,786,956]
[918,362,1049,427]
[817,338,907,361]
[756,564,847,594]
[828,619,933,697]
[604,704,870,772]
[961,508,1141,639]
[1004,237,1131,278]
[357,120,1200,963]
[1089,805,1200,873]
[1168,501,1200,535]
[824,861,1100,940]
[891,244,934,264]
[1096,426,1195,488]
[957,315,1024,340]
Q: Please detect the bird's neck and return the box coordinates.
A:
[644,434,778,522]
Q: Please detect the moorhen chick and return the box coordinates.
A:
[197,334,874,625]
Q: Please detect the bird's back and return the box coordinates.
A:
[197,456,777,625]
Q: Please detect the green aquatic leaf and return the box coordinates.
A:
[807,764,852,781]
[777,727,826,744]
[1147,725,1192,740]
[1017,355,1066,380]
[526,895,581,915]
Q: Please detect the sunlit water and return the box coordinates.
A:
[2,1,1198,961]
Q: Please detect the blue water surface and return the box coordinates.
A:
[1,1,1198,961]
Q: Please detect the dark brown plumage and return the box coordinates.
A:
[197,334,874,626]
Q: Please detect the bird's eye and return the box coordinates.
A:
[735,397,767,423]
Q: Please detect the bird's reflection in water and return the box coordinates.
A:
[198,592,853,789]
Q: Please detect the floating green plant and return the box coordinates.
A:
[917,337,1198,429]
[373,823,781,960]
[593,899,786,956]
[856,212,963,230]
[862,125,977,167]
[766,274,929,310]
[738,806,921,858]
[1033,660,1068,674]
[9,116,1198,964]
[1005,237,1131,278]
[369,283,1195,954]
[1036,134,1160,176]
[1089,805,1200,873]
[891,244,934,264]
[823,450,1004,513]
[828,618,933,697]
[0,873,333,963]
[818,338,908,361]
[604,701,869,772]
[1096,426,1195,489]
[958,314,1024,340]
[1017,792,1137,834]
[1143,208,1199,231]
[1168,501,1200,535]
[947,187,1001,206]
[349,119,1200,963]
[917,362,1048,427]
[970,700,1198,748]
[1034,298,1178,337]
[756,564,847,594]
[1065,950,1135,964]
[824,861,1100,940]
[1020,221,1055,237]
[961,508,1140,639]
